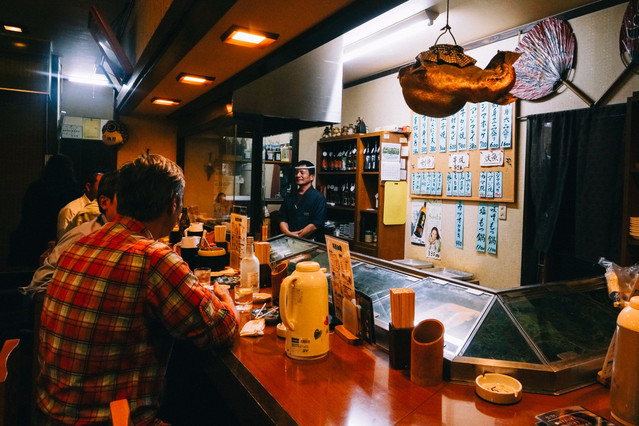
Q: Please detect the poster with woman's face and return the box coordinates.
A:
[425,200,442,259]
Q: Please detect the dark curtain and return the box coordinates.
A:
[522,104,626,284]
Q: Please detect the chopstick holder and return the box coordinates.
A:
[388,288,415,370]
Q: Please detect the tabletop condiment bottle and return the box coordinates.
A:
[610,295,639,425]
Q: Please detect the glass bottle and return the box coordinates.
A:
[237,237,259,311]
[414,205,427,238]
[178,207,190,236]
[341,148,347,171]
[363,144,370,171]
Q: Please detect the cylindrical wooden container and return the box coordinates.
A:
[410,319,445,387]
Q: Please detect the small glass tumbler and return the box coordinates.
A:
[194,267,211,285]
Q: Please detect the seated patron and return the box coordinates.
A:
[22,170,119,298]
[56,172,103,239]
[36,154,238,424]
[212,191,231,220]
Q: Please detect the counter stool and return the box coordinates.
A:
[0,339,20,426]
[110,399,132,426]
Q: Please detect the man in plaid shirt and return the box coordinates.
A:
[35,154,238,425]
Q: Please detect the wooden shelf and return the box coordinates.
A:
[317,131,407,260]
[264,160,292,165]
[326,204,354,211]
[318,170,356,175]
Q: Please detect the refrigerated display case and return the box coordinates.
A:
[267,234,617,395]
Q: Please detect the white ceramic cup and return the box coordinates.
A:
[178,236,201,248]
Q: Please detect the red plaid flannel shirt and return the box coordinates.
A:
[36,216,237,425]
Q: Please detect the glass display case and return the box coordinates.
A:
[268,235,617,394]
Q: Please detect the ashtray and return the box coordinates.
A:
[475,373,522,405]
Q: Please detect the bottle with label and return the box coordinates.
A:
[363,144,370,171]
[414,204,427,238]
[237,237,259,311]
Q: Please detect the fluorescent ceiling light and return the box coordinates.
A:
[343,0,438,46]
[343,20,426,63]
[66,74,111,86]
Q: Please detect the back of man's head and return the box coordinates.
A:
[84,172,103,200]
[116,154,185,222]
[97,170,118,214]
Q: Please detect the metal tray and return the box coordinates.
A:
[392,258,434,269]
[428,267,474,281]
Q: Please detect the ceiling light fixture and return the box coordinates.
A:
[151,97,181,106]
[3,24,24,33]
[221,25,279,48]
[176,72,215,85]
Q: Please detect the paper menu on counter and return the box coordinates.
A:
[535,406,615,425]
[229,213,247,269]
[325,236,355,321]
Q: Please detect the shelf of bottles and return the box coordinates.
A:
[320,142,357,172]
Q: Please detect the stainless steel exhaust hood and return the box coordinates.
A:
[232,37,343,125]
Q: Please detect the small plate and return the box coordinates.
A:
[475,373,522,405]
[253,293,272,303]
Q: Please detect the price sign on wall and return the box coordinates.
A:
[408,102,516,203]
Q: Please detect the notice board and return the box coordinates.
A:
[408,102,516,203]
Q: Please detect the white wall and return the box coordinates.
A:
[301,3,639,289]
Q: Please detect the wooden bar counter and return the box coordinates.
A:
[198,304,612,425]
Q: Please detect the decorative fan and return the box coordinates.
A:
[595,0,639,106]
[511,18,593,105]
[101,120,128,146]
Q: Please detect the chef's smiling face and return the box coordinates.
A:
[295,168,314,188]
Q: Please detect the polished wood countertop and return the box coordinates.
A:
[202,303,612,426]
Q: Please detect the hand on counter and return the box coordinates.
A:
[212,281,239,322]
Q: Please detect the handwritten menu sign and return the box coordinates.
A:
[476,203,487,252]
[325,236,356,321]
[412,114,420,155]
[420,115,428,154]
[408,101,516,203]
[455,201,464,248]
[487,204,499,254]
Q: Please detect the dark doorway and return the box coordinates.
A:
[521,104,626,285]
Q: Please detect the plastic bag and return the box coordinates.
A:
[598,257,639,308]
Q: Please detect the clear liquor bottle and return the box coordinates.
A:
[236,237,259,311]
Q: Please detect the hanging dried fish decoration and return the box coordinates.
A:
[398,0,520,118]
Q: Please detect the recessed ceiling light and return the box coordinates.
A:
[176,72,215,85]
[3,24,24,33]
[221,25,278,48]
[151,97,181,106]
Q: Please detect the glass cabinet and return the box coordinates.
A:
[268,234,617,395]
